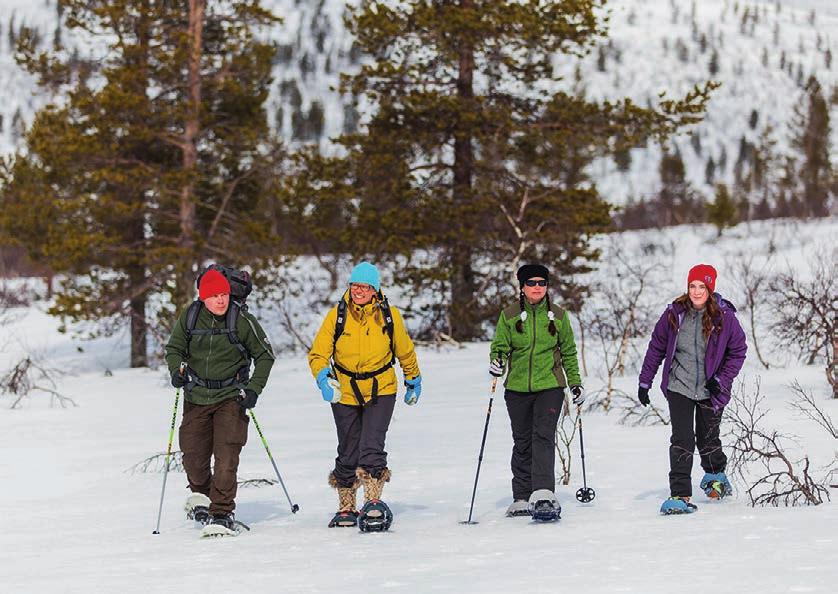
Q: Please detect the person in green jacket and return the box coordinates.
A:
[489,264,583,520]
[165,267,275,536]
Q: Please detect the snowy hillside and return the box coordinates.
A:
[0,0,835,204]
[1,217,836,592]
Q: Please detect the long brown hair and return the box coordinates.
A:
[668,293,722,339]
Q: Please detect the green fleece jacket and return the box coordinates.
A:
[489,299,581,393]
[165,304,275,405]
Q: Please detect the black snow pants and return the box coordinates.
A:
[330,395,396,487]
[667,390,727,497]
[505,388,564,501]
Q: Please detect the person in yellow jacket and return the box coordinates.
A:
[308,261,421,531]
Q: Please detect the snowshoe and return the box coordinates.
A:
[660,496,697,515]
[528,489,561,523]
[700,472,732,500]
[506,500,532,517]
[358,499,393,533]
[185,493,211,525]
[200,512,250,538]
[328,510,359,528]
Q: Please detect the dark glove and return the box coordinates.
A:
[638,386,650,407]
[489,358,505,377]
[238,388,258,409]
[705,377,721,397]
[171,369,188,388]
[570,385,585,406]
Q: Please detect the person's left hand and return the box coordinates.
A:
[404,375,422,405]
[570,385,585,406]
[705,377,721,397]
[238,388,258,409]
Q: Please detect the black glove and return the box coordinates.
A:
[570,385,585,406]
[705,377,721,397]
[638,386,650,407]
[171,369,188,388]
[489,358,505,377]
[238,388,258,409]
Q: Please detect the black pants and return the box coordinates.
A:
[667,390,727,497]
[505,388,564,501]
[331,395,396,487]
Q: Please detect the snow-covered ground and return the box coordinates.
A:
[1,218,836,592]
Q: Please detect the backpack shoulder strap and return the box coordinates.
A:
[502,303,521,321]
[549,302,565,321]
[378,293,396,357]
[227,301,252,362]
[332,298,348,352]
[184,300,203,356]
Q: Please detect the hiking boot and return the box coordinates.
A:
[184,493,211,524]
[660,496,698,515]
[700,472,732,499]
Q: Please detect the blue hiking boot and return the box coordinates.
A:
[660,496,697,515]
[700,472,732,499]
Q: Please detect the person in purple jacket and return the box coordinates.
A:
[638,264,747,515]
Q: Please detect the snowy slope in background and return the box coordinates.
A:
[1,0,835,204]
[1,217,836,592]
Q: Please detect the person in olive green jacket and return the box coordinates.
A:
[489,264,583,519]
[165,268,275,535]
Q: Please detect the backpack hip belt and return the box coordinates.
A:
[185,364,250,392]
[332,358,395,407]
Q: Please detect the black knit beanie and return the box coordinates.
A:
[516,264,549,285]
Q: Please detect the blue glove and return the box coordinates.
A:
[404,375,422,405]
[316,367,341,404]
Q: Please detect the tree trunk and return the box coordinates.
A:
[129,287,148,368]
[449,1,477,341]
[178,0,205,307]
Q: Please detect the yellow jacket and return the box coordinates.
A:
[308,293,420,406]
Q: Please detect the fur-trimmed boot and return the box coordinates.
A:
[356,468,393,532]
[328,472,359,528]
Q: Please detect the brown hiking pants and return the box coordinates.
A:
[179,398,249,514]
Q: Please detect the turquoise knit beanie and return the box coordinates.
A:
[348,261,380,291]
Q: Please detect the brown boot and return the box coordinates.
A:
[328,472,359,528]
[356,467,391,503]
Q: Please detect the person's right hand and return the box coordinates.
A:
[489,358,505,377]
[638,386,650,407]
[171,368,188,389]
[316,367,341,404]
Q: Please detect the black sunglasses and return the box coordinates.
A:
[524,279,548,287]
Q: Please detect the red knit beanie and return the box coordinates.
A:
[687,264,717,293]
[198,269,231,300]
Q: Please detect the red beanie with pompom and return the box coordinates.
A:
[199,269,231,300]
[687,264,717,293]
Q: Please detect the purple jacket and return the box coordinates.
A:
[639,294,747,411]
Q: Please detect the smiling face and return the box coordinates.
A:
[349,282,375,305]
[203,292,230,315]
[688,281,709,309]
[522,277,548,304]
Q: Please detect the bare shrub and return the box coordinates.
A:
[729,253,774,369]
[0,356,77,409]
[726,378,834,506]
[555,398,579,485]
[616,392,670,426]
[127,451,184,474]
[768,249,837,397]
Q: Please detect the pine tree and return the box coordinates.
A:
[302,0,716,339]
[789,77,833,217]
[707,183,738,236]
[709,48,720,75]
[0,0,283,366]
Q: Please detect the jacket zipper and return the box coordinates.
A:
[528,303,536,393]
[694,312,701,398]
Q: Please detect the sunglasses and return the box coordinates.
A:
[349,283,375,292]
[524,279,548,287]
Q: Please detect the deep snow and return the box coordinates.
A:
[1,218,837,593]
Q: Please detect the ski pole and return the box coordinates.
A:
[461,377,498,525]
[153,365,184,534]
[575,404,596,503]
[248,409,300,514]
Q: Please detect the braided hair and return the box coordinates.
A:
[515,291,558,336]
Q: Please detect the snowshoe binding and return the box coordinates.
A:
[200,512,250,538]
[528,489,561,523]
[700,472,732,500]
[506,500,532,517]
[185,493,211,525]
[660,496,697,515]
[329,510,359,528]
[358,499,393,533]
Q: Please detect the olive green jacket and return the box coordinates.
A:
[165,304,275,405]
